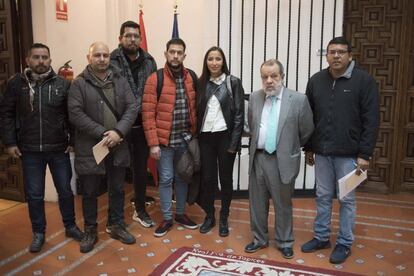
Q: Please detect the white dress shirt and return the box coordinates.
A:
[202,73,228,132]
[257,88,284,149]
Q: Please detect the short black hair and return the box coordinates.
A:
[120,21,140,36]
[166,38,186,52]
[327,36,352,52]
[27,43,50,57]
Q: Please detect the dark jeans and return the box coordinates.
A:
[21,151,76,234]
[128,126,149,212]
[199,131,236,219]
[79,154,126,228]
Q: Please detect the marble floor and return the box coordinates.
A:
[0,185,413,275]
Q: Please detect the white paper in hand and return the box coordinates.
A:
[93,138,109,165]
[338,169,367,200]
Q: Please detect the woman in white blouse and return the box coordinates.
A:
[197,46,244,237]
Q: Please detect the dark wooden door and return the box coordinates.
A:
[344,0,414,193]
[0,0,32,201]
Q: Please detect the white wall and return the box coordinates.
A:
[31,0,211,76]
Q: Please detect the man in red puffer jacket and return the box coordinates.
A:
[142,38,198,238]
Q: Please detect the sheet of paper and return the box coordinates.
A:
[92,138,109,165]
[338,169,367,200]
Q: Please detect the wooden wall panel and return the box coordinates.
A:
[344,0,414,192]
[398,1,414,191]
[0,0,31,201]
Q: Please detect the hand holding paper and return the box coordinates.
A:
[92,137,110,165]
[338,169,367,200]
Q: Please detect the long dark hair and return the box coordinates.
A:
[197,46,230,102]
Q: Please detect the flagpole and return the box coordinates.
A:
[138,0,148,51]
[171,0,180,38]
[173,0,178,14]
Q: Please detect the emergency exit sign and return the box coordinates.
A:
[56,0,68,21]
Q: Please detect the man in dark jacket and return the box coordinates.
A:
[301,37,380,264]
[110,21,157,228]
[0,43,83,253]
[68,42,138,253]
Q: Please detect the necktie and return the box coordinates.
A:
[265,96,279,154]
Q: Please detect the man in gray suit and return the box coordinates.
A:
[244,59,313,259]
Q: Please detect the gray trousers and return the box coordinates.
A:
[249,151,295,248]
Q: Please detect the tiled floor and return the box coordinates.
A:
[0,185,413,275]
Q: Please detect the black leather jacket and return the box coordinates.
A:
[0,69,72,152]
[197,75,244,151]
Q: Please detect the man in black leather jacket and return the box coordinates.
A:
[0,43,83,253]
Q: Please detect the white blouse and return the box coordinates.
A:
[202,73,228,132]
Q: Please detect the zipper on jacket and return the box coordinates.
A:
[48,85,51,103]
[332,80,336,90]
[39,85,43,151]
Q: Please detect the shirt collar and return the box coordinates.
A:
[209,73,226,85]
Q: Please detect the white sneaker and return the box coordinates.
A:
[132,210,155,228]
[105,226,111,234]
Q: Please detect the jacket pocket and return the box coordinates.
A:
[48,86,66,107]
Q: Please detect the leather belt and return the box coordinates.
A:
[256,149,276,155]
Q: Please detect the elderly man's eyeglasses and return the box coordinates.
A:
[327,49,348,56]
[123,34,140,40]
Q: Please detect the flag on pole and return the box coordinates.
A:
[172,12,179,39]
[139,10,148,51]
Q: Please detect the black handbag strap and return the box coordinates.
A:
[91,85,121,121]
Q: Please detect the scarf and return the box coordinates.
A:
[24,67,52,111]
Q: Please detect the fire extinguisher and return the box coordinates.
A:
[58,60,74,81]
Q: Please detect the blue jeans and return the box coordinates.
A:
[157,143,188,221]
[21,151,76,234]
[314,154,357,247]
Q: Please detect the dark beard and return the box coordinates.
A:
[123,47,138,55]
[167,62,182,70]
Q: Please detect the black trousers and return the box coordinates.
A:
[80,154,126,228]
[199,130,236,219]
[129,126,150,212]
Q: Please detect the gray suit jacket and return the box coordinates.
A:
[248,87,314,184]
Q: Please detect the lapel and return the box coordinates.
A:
[254,90,266,140]
[276,88,292,145]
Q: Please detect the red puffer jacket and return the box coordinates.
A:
[142,64,197,147]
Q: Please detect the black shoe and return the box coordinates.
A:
[175,214,198,229]
[110,224,136,244]
[244,242,268,253]
[154,220,173,237]
[219,218,229,237]
[301,238,331,253]
[80,227,98,253]
[329,244,351,264]
[133,210,155,228]
[279,247,294,259]
[65,226,84,242]
[199,217,215,234]
[29,232,45,253]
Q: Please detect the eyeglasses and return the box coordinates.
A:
[123,34,140,40]
[327,49,349,56]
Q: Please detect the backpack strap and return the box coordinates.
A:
[225,75,233,99]
[90,85,121,121]
[187,69,198,91]
[156,69,164,101]
[156,68,198,101]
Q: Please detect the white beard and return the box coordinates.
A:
[264,83,283,96]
